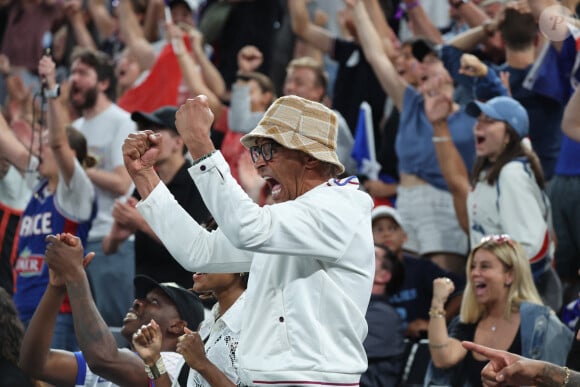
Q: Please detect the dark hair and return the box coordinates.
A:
[66,126,97,168]
[0,287,25,364]
[375,243,405,296]
[470,124,545,188]
[499,9,538,51]
[237,72,277,98]
[70,47,117,101]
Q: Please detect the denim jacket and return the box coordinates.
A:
[424,302,573,386]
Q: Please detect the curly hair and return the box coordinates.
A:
[0,287,25,364]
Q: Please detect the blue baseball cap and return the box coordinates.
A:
[465,96,529,139]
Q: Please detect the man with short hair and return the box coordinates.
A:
[19,233,205,387]
[69,47,136,326]
[123,94,374,386]
[102,106,210,289]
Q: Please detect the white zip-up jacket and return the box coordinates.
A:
[137,152,374,386]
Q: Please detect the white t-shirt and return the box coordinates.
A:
[73,104,136,240]
[0,164,32,209]
[74,350,183,387]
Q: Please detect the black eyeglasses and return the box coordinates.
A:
[249,142,278,163]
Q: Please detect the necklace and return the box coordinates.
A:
[491,325,497,332]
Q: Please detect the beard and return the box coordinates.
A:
[69,85,99,112]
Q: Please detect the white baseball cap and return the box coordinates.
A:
[371,206,403,227]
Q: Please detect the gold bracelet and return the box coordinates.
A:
[563,366,570,386]
[429,308,446,318]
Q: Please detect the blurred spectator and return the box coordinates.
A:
[288,0,388,137]
[0,287,36,387]
[0,157,31,295]
[497,7,562,181]
[553,71,580,306]
[3,54,97,351]
[371,206,464,339]
[351,0,479,275]
[0,0,63,74]
[69,47,136,327]
[200,0,281,89]
[360,243,406,387]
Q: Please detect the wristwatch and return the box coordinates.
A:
[451,0,469,9]
[44,84,60,99]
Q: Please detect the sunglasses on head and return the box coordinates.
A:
[480,234,515,247]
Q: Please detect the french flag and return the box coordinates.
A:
[351,101,381,180]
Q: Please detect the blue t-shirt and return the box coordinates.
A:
[389,255,465,326]
[13,180,96,322]
[524,36,580,176]
[495,64,563,180]
[396,86,476,190]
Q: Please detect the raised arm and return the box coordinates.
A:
[0,111,31,174]
[19,273,79,386]
[451,0,490,28]
[424,84,471,232]
[87,0,117,42]
[428,278,467,367]
[44,234,150,386]
[117,0,156,72]
[562,83,580,142]
[143,0,165,43]
[229,46,267,133]
[447,21,498,52]
[403,0,444,44]
[38,55,76,185]
[288,0,334,54]
[165,23,224,121]
[188,27,227,101]
[64,0,97,50]
[347,0,407,110]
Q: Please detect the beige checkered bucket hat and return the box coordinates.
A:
[240,95,345,174]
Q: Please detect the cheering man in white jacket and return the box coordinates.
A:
[123,94,374,386]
